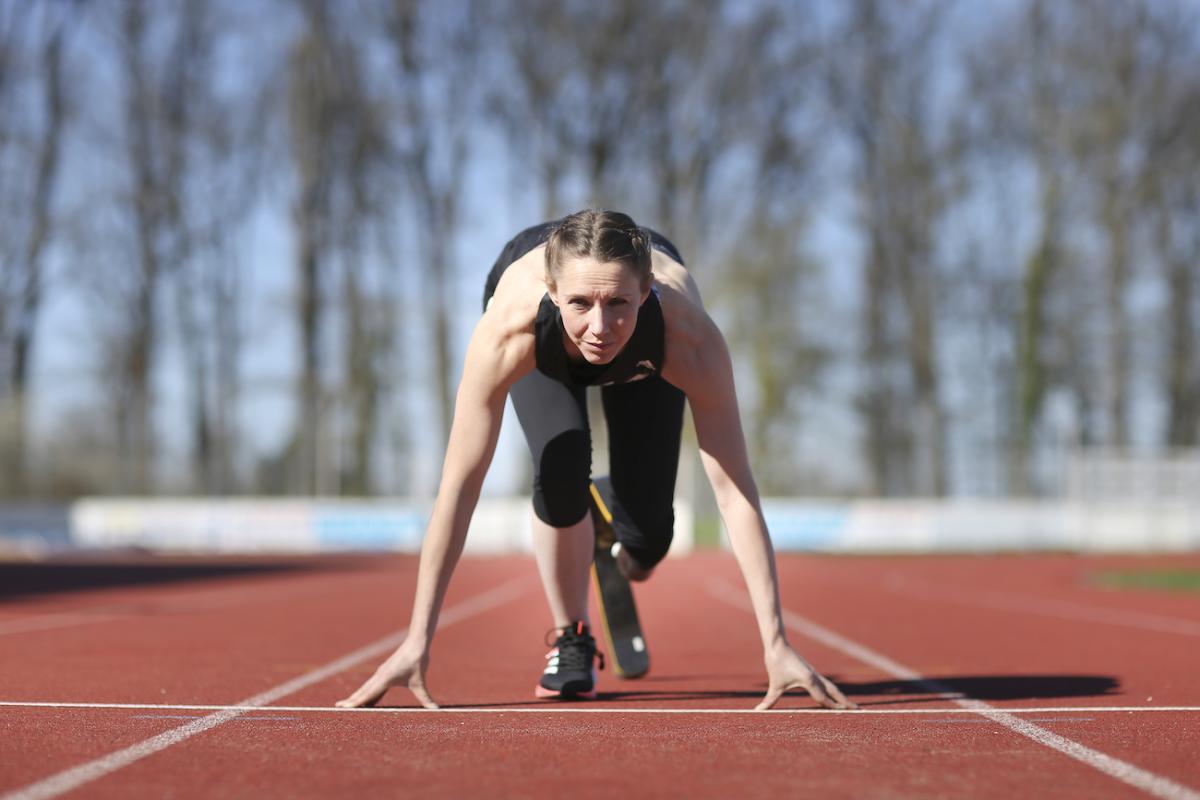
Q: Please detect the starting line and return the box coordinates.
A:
[2,701,1199,715]
[709,579,1200,800]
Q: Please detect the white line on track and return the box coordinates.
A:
[707,580,1200,800]
[0,576,530,800]
[2,701,1200,715]
[0,613,128,636]
[0,582,342,637]
[924,718,1097,724]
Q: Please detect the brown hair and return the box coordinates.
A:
[544,209,652,291]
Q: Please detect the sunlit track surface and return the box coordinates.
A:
[4,701,1200,715]
[710,576,1200,800]
[2,552,1199,799]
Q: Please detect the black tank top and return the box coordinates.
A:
[482,219,684,387]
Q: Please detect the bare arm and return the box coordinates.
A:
[682,319,855,711]
[405,323,516,647]
[686,322,784,651]
[337,311,531,709]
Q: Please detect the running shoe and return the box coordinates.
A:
[536,621,604,699]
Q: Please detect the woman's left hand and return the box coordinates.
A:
[757,644,857,711]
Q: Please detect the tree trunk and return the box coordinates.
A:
[1102,165,1131,446]
[1013,171,1060,494]
[341,249,378,496]
[861,222,892,495]
[420,179,455,447]
[285,10,338,495]
[903,273,946,496]
[122,2,160,493]
[1163,194,1199,446]
[212,258,242,493]
[7,24,65,494]
[295,199,322,494]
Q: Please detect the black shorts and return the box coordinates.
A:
[510,369,684,568]
[485,222,686,568]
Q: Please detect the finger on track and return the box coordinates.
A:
[820,675,857,710]
[410,679,439,710]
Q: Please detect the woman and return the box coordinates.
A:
[337,209,854,711]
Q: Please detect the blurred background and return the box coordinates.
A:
[1,0,1197,555]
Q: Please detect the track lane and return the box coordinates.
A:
[6,555,1168,799]
[0,557,535,799]
[764,554,1200,794]
[3,553,1199,798]
[0,556,427,704]
[771,555,1200,709]
[31,706,1144,800]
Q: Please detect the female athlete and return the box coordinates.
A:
[336,209,854,711]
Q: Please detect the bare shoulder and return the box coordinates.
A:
[654,253,726,395]
[472,248,545,385]
[651,250,704,307]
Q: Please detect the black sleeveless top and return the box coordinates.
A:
[482,219,684,388]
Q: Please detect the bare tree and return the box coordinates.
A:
[163,1,266,494]
[826,0,958,495]
[85,0,178,493]
[284,2,335,493]
[490,0,570,219]
[968,0,1077,492]
[0,3,72,495]
[1066,0,1147,447]
[8,0,1197,503]
[377,0,481,449]
[1051,0,1199,451]
[723,218,830,493]
[335,71,395,496]
[283,0,393,494]
[628,2,794,261]
[687,7,832,490]
[1143,7,1200,447]
[1160,182,1200,447]
[493,0,679,217]
[493,1,838,493]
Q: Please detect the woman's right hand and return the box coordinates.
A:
[335,639,438,710]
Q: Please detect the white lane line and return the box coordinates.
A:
[0,582,348,637]
[924,718,1096,724]
[127,715,300,722]
[0,576,530,800]
[2,701,1199,715]
[881,575,1200,638]
[708,580,1200,800]
[0,613,128,636]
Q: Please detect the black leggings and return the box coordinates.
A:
[510,367,685,569]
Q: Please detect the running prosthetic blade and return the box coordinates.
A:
[589,478,650,679]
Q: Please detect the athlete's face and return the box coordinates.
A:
[549,256,650,365]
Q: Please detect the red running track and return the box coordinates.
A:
[1,552,1199,798]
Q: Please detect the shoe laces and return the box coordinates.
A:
[544,621,605,671]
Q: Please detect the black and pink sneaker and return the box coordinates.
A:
[535,621,604,699]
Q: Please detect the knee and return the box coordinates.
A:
[616,543,655,582]
[532,430,591,527]
[618,504,675,570]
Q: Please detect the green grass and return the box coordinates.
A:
[692,515,723,549]
[1091,570,1200,593]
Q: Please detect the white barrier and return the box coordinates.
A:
[68,496,1196,554]
[757,499,1200,552]
[69,497,695,556]
[71,499,422,553]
